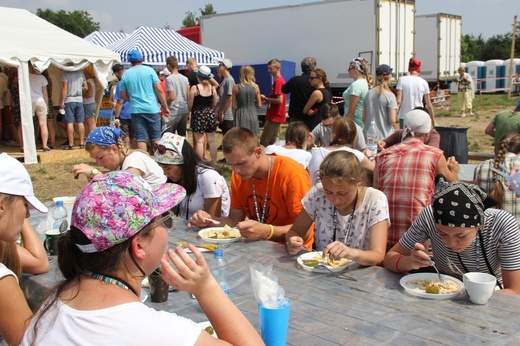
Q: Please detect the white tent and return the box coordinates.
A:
[105,26,224,66]
[84,31,129,48]
[0,7,120,163]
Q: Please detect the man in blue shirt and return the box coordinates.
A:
[119,49,169,151]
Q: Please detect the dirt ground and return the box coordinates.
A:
[22,105,498,204]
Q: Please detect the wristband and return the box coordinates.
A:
[394,255,406,274]
[266,224,274,240]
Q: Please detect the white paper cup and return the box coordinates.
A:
[463,272,496,305]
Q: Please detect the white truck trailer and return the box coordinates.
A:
[200,0,415,93]
[415,13,462,84]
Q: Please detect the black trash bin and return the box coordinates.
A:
[434,126,469,164]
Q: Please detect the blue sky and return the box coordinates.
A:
[0,0,516,38]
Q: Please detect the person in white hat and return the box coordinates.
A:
[374,109,459,248]
[0,152,47,345]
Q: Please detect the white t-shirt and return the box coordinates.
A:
[177,167,230,220]
[308,146,366,186]
[166,73,189,115]
[0,263,17,346]
[122,151,167,186]
[302,187,390,251]
[29,74,48,103]
[21,301,202,345]
[396,75,430,119]
[264,145,312,169]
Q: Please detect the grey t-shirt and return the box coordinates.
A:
[166,73,189,116]
[61,70,85,103]
[218,75,235,121]
[363,88,397,140]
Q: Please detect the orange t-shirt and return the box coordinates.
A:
[231,154,314,248]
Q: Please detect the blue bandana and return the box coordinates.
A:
[86,126,121,147]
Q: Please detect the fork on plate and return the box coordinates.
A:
[429,258,445,283]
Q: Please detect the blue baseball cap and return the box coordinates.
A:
[127,49,143,62]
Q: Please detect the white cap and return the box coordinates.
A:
[160,68,171,76]
[0,153,48,213]
[402,109,432,141]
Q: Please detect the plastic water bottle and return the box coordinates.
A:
[209,249,230,296]
[366,120,378,159]
[52,201,68,230]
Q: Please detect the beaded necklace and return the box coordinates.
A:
[332,189,358,244]
[251,156,272,224]
[86,271,137,296]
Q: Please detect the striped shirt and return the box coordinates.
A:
[400,207,520,286]
[474,153,520,225]
[376,138,443,246]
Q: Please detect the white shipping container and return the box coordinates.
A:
[415,13,462,83]
[200,0,415,90]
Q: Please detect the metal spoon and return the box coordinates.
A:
[59,220,68,234]
[429,258,445,283]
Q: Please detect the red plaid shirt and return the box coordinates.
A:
[376,138,443,246]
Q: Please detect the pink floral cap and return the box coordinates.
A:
[154,132,185,165]
[72,171,186,253]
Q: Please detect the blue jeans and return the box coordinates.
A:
[131,113,161,142]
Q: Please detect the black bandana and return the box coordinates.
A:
[432,175,496,227]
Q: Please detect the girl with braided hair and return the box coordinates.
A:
[70,126,166,185]
[475,133,520,224]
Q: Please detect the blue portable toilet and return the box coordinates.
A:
[465,61,484,92]
[483,60,504,92]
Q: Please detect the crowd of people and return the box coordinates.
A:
[1,51,520,344]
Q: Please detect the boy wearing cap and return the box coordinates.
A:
[374,109,459,247]
[119,49,170,152]
[396,58,435,129]
[216,58,235,135]
[484,100,520,145]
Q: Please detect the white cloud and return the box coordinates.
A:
[88,9,114,31]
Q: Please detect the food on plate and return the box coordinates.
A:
[202,225,240,239]
[204,325,214,335]
[302,259,320,267]
[406,279,459,294]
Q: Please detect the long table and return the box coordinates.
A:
[23,217,520,345]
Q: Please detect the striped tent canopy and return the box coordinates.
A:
[105,26,224,66]
[84,31,128,48]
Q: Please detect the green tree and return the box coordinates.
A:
[182,11,198,28]
[181,4,217,28]
[461,34,485,62]
[36,8,100,37]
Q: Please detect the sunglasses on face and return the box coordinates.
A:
[153,143,173,155]
[309,76,319,80]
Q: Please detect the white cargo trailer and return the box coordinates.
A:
[415,13,462,83]
[200,0,415,92]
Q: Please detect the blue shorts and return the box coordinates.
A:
[131,113,161,142]
[64,102,85,123]
[83,102,97,119]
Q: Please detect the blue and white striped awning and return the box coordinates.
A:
[84,31,128,48]
[104,27,224,66]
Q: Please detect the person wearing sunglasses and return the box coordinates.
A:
[342,58,369,129]
[154,132,230,220]
[71,126,166,186]
[302,68,332,131]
